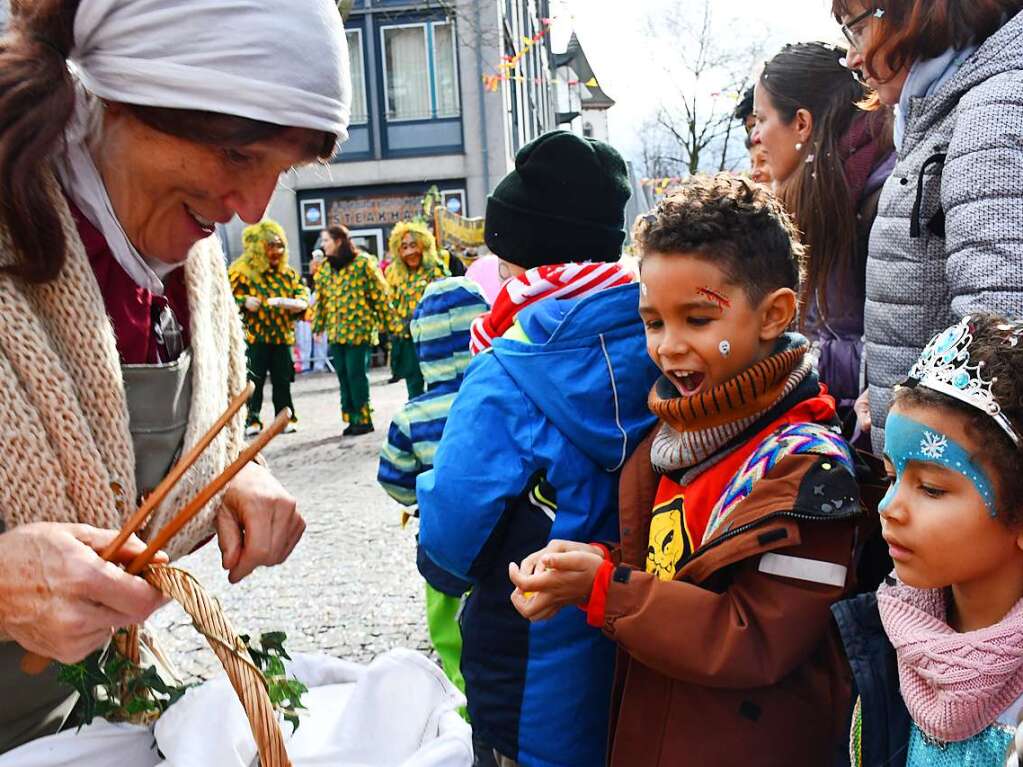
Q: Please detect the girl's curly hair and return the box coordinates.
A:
[894,312,1023,525]
[633,173,805,305]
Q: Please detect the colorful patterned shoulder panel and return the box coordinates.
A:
[701,422,854,546]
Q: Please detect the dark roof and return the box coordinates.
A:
[556,32,615,110]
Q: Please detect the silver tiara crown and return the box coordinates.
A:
[906,316,1022,447]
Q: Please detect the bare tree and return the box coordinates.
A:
[643,0,764,176]
[636,119,686,180]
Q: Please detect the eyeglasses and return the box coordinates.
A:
[841,7,884,50]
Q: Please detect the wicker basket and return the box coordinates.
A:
[138,564,291,767]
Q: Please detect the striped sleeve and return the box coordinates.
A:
[377,409,421,507]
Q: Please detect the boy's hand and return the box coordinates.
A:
[509,540,606,623]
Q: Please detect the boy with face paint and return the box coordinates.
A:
[834,313,1023,766]
[510,175,865,766]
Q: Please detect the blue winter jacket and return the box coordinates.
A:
[417,283,660,767]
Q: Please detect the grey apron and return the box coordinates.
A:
[0,351,193,755]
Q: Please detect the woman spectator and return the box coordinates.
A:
[734,86,774,186]
[385,221,449,399]
[311,224,392,436]
[753,42,895,428]
[0,0,348,752]
[832,0,1023,451]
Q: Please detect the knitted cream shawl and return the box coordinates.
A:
[0,183,247,559]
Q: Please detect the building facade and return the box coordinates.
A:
[223,0,559,271]
[553,32,614,144]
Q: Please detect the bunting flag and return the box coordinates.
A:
[483,17,554,92]
[642,176,687,196]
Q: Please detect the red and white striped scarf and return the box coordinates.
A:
[469,262,634,355]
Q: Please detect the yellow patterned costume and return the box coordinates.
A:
[228,221,309,346]
[311,253,392,346]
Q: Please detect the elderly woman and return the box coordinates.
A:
[385,221,449,399]
[0,0,349,754]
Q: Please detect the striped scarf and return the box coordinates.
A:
[468,262,633,355]
[649,337,812,471]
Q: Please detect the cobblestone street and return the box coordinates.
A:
[151,368,432,682]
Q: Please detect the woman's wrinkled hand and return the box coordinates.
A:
[0,523,168,664]
[217,461,304,584]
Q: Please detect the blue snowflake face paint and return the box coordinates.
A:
[881,412,998,517]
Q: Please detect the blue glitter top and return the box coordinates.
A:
[906,722,1014,767]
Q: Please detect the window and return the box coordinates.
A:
[432,22,460,118]
[381,21,461,122]
[347,29,368,125]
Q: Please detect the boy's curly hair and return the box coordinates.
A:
[894,313,1023,525]
[633,174,805,304]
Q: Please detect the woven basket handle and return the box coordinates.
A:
[144,564,291,767]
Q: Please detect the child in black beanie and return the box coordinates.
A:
[417,131,660,767]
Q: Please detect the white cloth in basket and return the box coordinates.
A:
[0,649,472,767]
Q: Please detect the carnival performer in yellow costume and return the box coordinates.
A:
[229,220,309,434]
[311,225,393,435]
[385,221,449,399]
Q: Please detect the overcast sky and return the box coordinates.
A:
[550,0,844,161]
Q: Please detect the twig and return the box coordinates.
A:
[127,408,292,575]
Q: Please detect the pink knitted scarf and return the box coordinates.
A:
[877,581,1023,742]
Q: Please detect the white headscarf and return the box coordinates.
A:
[57,0,352,293]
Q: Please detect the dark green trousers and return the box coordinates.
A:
[391,335,425,399]
[246,342,295,424]
[328,343,372,425]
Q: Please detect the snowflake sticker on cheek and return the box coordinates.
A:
[719,340,731,358]
[884,412,998,517]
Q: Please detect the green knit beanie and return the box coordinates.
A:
[485,131,632,269]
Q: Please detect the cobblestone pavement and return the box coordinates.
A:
[150,368,433,682]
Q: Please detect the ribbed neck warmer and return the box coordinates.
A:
[648,336,811,472]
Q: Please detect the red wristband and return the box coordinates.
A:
[581,557,614,628]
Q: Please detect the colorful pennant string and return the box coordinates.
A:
[483,17,555,92]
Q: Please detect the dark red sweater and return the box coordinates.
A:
[70,202,191,364]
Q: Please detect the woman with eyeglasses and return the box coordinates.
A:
[831,0,1023,456]
[752,42,895,434]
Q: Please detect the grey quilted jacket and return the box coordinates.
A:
[866,11,1023,452]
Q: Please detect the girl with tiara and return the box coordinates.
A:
[835,313,1023,766]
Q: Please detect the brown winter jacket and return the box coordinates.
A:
[602,429,861,766]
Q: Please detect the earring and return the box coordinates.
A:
[795,142,803,151]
